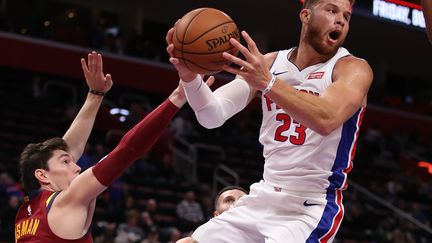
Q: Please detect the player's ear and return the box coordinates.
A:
[213,210,219,217]
[300,8,311,24]
[35,169,49,184]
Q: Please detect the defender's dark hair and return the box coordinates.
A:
[214,186,248,210]
[19,137,69,193]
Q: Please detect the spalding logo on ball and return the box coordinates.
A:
[173,8,240,75]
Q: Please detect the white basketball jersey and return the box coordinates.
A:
[260,47,365,193]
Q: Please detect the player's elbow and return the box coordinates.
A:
[194,104,227,129]
[196,113,225,129]
[314,124,335,136]
[312,116,340,136]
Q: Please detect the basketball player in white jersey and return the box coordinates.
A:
[422,0,432,43]
[167,0,373,242]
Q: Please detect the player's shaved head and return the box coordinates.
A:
[303,0,355,9]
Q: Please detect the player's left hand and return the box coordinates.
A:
[222,31,273,91]
[166,25,198,82]
[81,51,113,94]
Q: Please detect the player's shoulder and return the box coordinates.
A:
[336,47,366,64]
[264,51,278,67]
[334,54,373,83]
[264,51,278,59]
[264,51,280,68]
[337,54,371,72]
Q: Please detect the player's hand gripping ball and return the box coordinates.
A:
[173,8,240,75]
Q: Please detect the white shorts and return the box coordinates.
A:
[192,181,344,243]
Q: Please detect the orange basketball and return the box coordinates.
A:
[173,8,240,75]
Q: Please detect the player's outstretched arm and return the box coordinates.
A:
[67,83,189,202]
[166,27,257,129]
[63,71,215,207]
[62,52,113,161]
[49,83,188,239]
[422,0,432,43]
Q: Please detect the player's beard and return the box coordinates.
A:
[305,21,342,57]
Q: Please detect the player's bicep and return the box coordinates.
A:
[57,167,107,208]
[323,57,373,122]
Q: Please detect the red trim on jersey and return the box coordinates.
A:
[319,107,365,242]
[320,190,344,243]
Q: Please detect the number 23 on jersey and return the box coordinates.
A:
[274,113,307,145]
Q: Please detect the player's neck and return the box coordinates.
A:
[40,184,56,192]
[292,43,333,70]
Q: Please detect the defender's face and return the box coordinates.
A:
[215,189,246,216]
[44,150,81,191]
[305,0,352,55]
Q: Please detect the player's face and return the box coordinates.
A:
[304,0,352,55]
[214,189,246,216]
[45,150,81,191]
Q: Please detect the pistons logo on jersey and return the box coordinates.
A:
[307,71,325,80]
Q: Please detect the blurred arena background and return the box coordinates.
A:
[0,0,431,242]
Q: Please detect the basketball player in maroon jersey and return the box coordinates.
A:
[15,52,214,242]
[422,0,432,43]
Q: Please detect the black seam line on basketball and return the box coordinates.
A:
[180,21,236,45]
[179,8,208,72]
[173,45,236,55]
[178,57,220,72]
[182,8,234,45]
[175,8,207,45]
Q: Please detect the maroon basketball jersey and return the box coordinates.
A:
[15,190,92,243]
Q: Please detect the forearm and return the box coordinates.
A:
[168,84,187,108]
[181,76,251,128]
[92,98,179,186]
[422,0,432,43]
[63,92,104,161]
[64,99,179,205]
